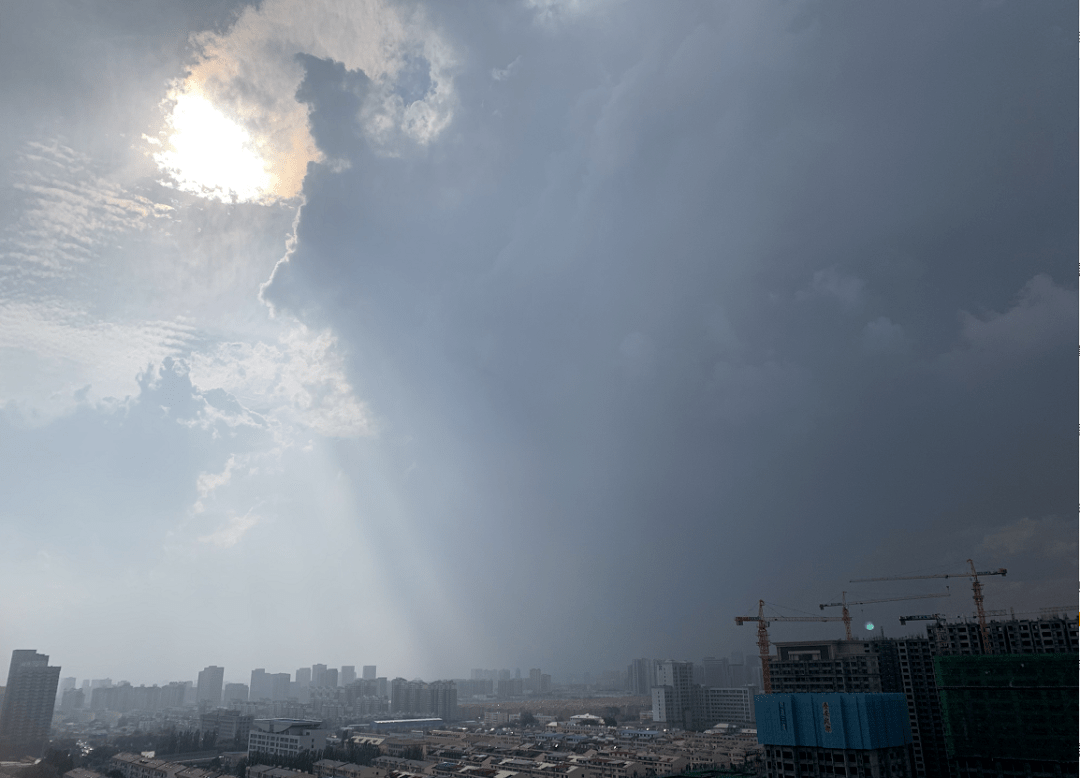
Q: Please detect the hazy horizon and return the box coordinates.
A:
[1,1,1074,687]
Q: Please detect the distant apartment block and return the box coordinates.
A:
[362,666,376,681]
[90,681,187,712]
[251,670,292,702]
[703,687,754,725]
[59,687,85,712]
[390,679,457,721]
[651,660,698,730]
[627,659,657,696]
[197,666,225,707]
[0,650,62,759]
[224,683,249,704]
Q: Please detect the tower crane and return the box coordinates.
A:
[897,614,950,653]
[818,592,951,640]
[851,559,1006,652]
[734,600,848,694]
[897,613,946,626]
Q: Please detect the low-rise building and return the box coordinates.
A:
[200,708,254,746]
[109,753,225,778]
[248,719,329,758]
[247,767,310,778]
[314,760,388,778]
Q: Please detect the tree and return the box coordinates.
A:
[518,711,538,728]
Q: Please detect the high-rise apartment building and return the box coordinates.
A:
[270,673,291,701]
[651,660,698,730]
[926,615,1078,656]
[627,658,657,696]
[197,666,224,707]
[312,665,329,687]
[389,679,458,720]
[933,653,1076,778]
[769,639,902,695]
[701,657,729,689]
[250,669,270,701]
[362,666,376,681]
[341,666,356,687]
[903,615,1078,778]
[224,683,249,704]
[57,677,76,708]
[430,680,458,721]
[59,688,84,713]
[0,650,62,759]
[770,615,1079,778]
[756,693,915,778]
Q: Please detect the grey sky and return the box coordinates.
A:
[0,0,1074,685]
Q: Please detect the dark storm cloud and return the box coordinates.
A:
[295,55,372,160]
[264,2,1074,673]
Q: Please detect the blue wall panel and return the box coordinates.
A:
[755,693,911,749]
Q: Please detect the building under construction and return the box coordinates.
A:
[769,640,902,696]
[765,613,1078,778]
[935,653,1077,777]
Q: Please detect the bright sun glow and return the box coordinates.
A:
[154,92,273,203]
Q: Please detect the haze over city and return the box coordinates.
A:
[0,0,1074,688]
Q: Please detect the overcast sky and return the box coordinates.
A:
[0,1,1075,686]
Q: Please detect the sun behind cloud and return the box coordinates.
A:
[153,90,276,203]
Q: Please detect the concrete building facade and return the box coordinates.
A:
[197,666,225,708]
[702,687,755,725]
[651,661,698,730]
[769,640,902,695]
[0,650,62,759]
[756,693,914,778]
[248,718,329,758]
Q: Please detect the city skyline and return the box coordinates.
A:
[0,1,1073,684]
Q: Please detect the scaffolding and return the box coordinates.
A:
[933,653,1078,763]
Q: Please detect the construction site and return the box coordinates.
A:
[732,560,1078,778]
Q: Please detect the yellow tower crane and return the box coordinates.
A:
[818,592,952,640]
[850,559,1006,652]
[734,600,848,694]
